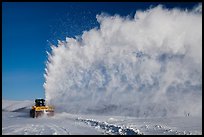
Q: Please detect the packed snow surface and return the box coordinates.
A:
[2,100,202,135]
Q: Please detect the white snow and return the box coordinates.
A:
[44,4,202,118]
[2,100,202,135]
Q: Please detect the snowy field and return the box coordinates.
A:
[2,100,202,135]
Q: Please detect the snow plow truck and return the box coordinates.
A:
[30,99,54,118]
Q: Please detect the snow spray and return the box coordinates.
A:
[44,4,202,117]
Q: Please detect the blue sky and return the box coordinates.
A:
[2,2,199,101]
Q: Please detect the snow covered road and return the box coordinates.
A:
[2,111,103,135]
[2,100,202,135]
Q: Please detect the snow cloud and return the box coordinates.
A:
[44,4,202,117]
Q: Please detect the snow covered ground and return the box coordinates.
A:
[2,100,202,135]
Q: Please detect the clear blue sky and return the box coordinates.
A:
[2,2,199,101]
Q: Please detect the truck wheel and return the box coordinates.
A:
[30,109,35,118]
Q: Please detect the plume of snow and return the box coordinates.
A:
[44,4,202,117]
